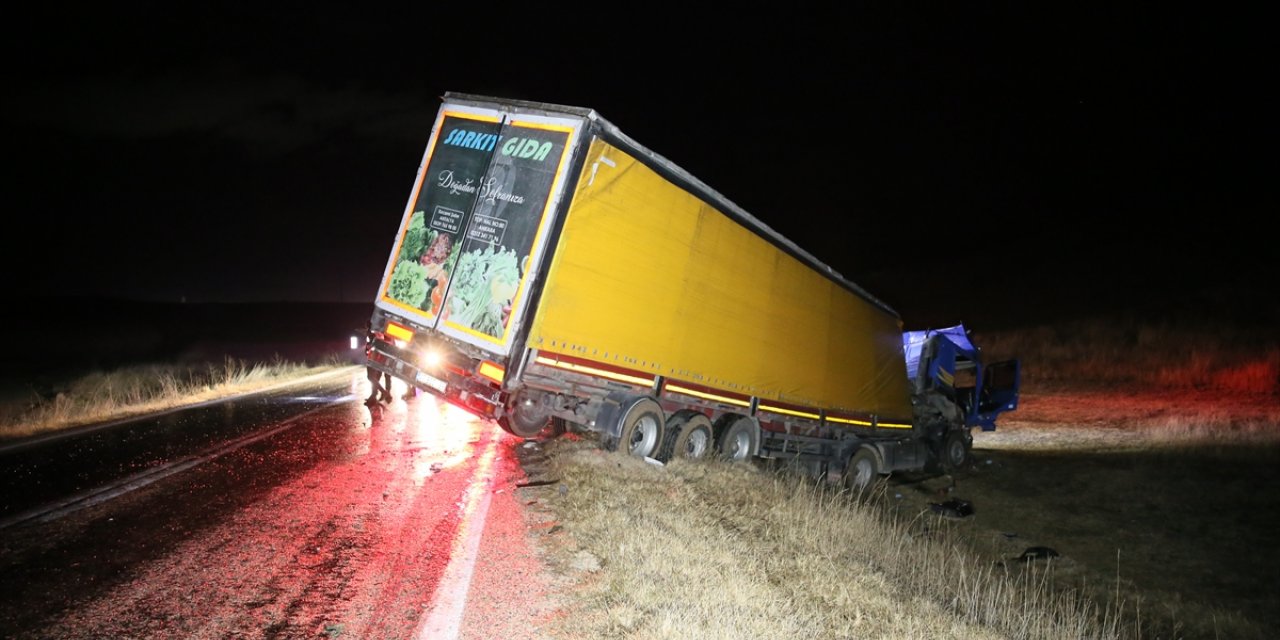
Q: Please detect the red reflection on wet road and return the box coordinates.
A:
[17,371,514,640]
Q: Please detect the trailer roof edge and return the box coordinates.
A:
[441,92,900,319]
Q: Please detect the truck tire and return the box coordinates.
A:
[845,447,882,494]
[610,397,665,458]
[717,417,758,463]
[501,389,555,439]
[658,411,713,462]
[941,430,972,471]
[498,415,567,440]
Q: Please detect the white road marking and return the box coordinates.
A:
[414,425,502,640]
[0,396,351,531]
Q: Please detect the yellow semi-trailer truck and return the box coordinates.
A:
[366,93,1019,489]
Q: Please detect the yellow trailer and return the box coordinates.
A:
[366,93,1009,489]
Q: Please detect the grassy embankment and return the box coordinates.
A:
[0,356,354,441]
[527,436,1125,639]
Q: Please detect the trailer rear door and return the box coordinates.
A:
[374,101,582,356]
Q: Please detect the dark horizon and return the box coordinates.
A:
[5,6,1273,329]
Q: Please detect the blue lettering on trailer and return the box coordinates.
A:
[442,128,499,152]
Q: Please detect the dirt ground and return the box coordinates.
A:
[888,390,1280,640]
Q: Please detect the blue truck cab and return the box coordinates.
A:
[903,324,1021,433]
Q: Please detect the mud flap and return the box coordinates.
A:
[591,391,632,441]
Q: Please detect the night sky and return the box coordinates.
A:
[5,5,1273,328]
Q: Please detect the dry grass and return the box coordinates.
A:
[521,436,1126,640]
[979,389,1280,453]
[975,315,1279,396]
[0,355,354,441]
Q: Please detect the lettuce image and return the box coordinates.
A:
[400,211,430,263]
[388,260,430,309]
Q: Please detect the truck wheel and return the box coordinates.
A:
[658,411,713,462]
[501,390,554,439]
[611,397,665,458]
[845,447,882,494]
[499,415,566,440]
[717,417,758,463]
[941,430,972,471]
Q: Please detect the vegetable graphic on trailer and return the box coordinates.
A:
[376,103,579,355]
[440,119,574,348]
[381,110,501,321]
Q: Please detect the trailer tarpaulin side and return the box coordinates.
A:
[527,138,913,420]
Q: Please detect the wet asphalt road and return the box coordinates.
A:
[0,374,350,527]
[0,369,545,639]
